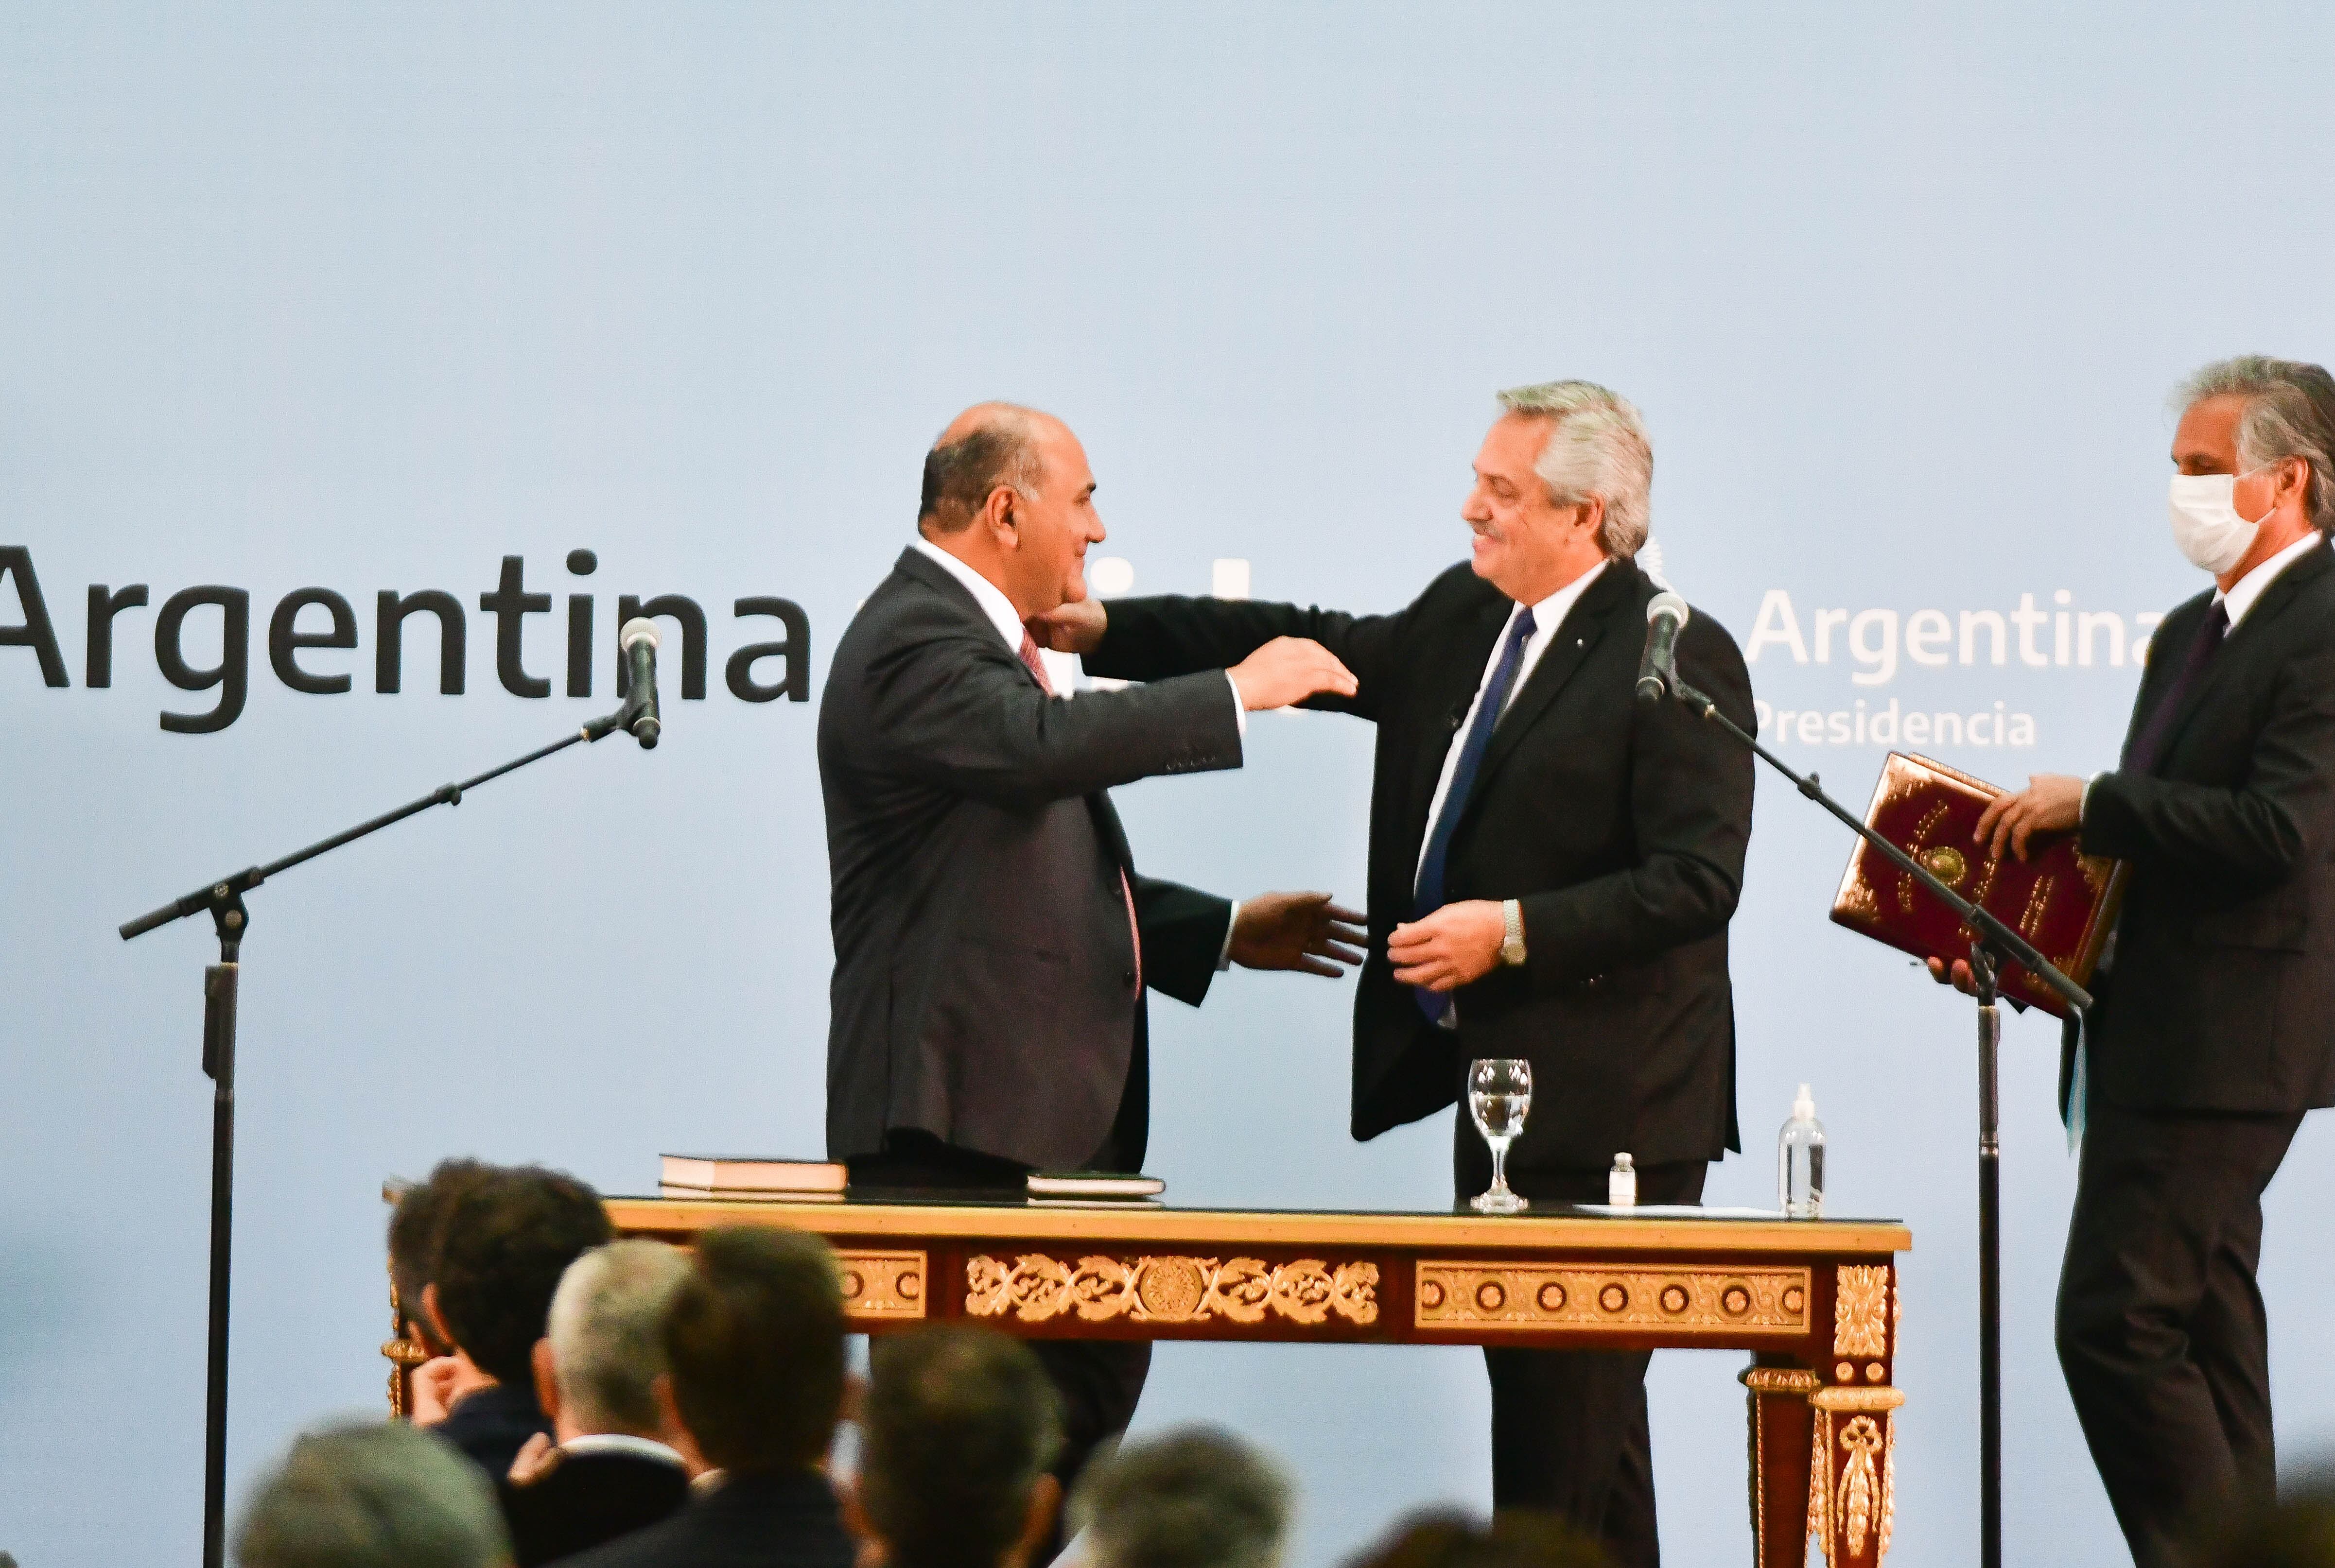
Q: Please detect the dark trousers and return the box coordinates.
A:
[1454,1117,1708,1568]
[2056,1097,2303,1568]
[847,1130,1149,1541]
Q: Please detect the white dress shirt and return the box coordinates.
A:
[1415,559,1609,890]
[906,537,1245,966]
[558,1432,688,1468]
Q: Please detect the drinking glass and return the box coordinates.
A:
[1468,1058,1533,1213]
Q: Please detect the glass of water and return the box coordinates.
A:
[1468,1058,1533,1214]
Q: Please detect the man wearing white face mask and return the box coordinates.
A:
[1934,355,2335,1566]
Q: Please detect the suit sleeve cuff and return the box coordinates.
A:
[1217,901,1240,970]
[1225,671,1246,736]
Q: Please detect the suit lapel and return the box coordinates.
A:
[1470,558,1638,796]
[2146,544,2332,773]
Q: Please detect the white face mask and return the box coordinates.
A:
[2167,469,2274,575]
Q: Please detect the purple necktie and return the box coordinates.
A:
[2125,600,2228,775]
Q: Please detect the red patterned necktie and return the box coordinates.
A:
[1020,630,1143,993]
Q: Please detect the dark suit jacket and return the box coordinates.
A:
[548,1468,854,1568]
[2074,541,2335,1115]
[502,1448,691,1567]
[820,547,1245,1172]
[433,1381,553,1483]
[1089,557,1755,1170]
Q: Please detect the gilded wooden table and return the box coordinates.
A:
[384,1196,1910,1568]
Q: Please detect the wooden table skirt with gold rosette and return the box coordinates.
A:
[381,1195,1912,1568]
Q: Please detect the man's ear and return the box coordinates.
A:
[1013,1474,1063,1568]
[422,1283,457,1352]
[984,486,1021,551]
[531,1338,560,1424]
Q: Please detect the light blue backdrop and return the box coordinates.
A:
[4,5,2333,1564]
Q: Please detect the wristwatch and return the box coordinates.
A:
[1499,899,1528,967]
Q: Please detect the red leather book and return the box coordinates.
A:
[1829,752,2127,1019]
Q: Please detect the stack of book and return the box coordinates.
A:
[658,1154,849,1202]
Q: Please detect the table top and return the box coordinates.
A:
[603,1193,1912,1256]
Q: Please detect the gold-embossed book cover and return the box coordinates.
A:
[1830,752,2127,1018]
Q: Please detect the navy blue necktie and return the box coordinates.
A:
[1412,606,1537,1019]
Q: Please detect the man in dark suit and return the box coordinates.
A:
[500,1241,696,1566]
[554,1227,855,1568]
[820,402,1364,1503]
[418,1166,613,1481]
[1945,356,2335,1567]
[1035,380,1756,1566]
[845,1327,1066,1568]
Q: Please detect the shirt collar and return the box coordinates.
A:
[2217,531,2325,629]
[1517,556,1610,637]
[558,1432,687,1468]
[910,537,1025,651]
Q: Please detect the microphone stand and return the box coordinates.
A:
[119,697,652,1568]
[1660,673,2088,1568]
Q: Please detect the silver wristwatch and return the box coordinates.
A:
[1499,898,1528,967]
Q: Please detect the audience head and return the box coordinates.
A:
[235,1420,510,1568]
[429,1166,611,1387]
[659,1224,847,1475]
[1347,1511,1612,1568]
[853,1325,1065,1568]
[534,1239,691,1444]
[387,1158,497,1357]
[1070,1426,1291,1568]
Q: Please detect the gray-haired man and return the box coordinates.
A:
[1069,1427,1291,1568]
[1036,381,1757,1566]
[500,1240,696,1566]
[237,1421,511,1568]
[1939,356,2335,1565]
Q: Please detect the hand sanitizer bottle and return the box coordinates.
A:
[1608,1152,1637,1206]
[1778,1085,1825,1219]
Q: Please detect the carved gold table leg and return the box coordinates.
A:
[1743,1362,1822,1568]
[1803,1262,1905,1567]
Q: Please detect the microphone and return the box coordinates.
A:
[1635,592,1690,704]
[620,618,662,748]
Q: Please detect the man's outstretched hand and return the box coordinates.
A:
[1228,637,1357,710]
[1025,605,1356,711]
[1230,891,1367,977]
[1025,598,1108,655]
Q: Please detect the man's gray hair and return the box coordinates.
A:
[547,1238,691,1434]
[1069,1426,1292,1568]
[2175,355,2335,534]
[234,1421,509,1568]
[1497,380,1653,559]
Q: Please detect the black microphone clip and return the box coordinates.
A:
[619,617,662,749]
[1635,591,1690,704]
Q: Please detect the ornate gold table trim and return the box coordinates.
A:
[1414,1262,1812,1335]
[836,1249,927,1319]
[965,1253,1380,1327]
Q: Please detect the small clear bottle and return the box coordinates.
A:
[1778,1084,1826,1219]
[1608,1152,1637,1206]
